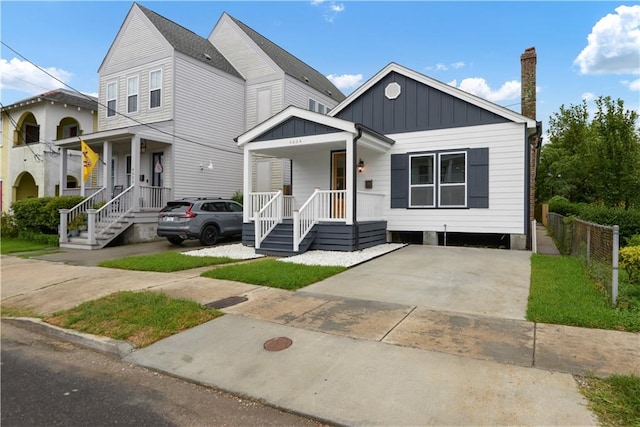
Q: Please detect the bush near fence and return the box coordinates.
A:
[10,196,85,234]
[548,196,640,246]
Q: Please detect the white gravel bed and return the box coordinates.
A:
[182,243,406,266]
[278,243,406,267]
[182,244,265,260]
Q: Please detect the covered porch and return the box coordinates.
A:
[55,124,174,249]
[237,107,394,255]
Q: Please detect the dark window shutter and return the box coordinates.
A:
[391,154,408,208]
[468,148,489,208]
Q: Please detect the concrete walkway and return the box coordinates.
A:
[2,236,638,425]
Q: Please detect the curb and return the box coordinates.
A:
[3,317,135,358]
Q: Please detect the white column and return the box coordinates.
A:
[132,135,141,211]
[243,148,252,223]
[103,141,112,193]
[59,147,67,195]
[345,136,354,225]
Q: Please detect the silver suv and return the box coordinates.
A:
[157,198,243,246]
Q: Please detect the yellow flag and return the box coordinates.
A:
[81,140,99,183]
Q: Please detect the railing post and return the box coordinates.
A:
[59,209,69,243]
[277,191,283,224]
[293,210,300,252]
[254,211,261,249]
[586,225,591,265]
[612,225,619,307]
[87,209,97,245]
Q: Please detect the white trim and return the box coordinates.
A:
[126,75,139,114]
[438,151,467,208]
[106,80,117,118]
[329,63,537,129]
[149,69,162,109]
[246,131,353,152]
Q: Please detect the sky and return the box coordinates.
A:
[1,1,639,139]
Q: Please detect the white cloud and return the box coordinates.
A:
[447,79,457,87]
[582,92,596,101]
[311,0,344,23]
[326,73,363,90]
[451,62,466,69]
[310,0,324,5]
[0,58,72,95]
[622,78,640,91]
[452,77,521,102]
[574,4,640,75]
[330,3,344,13]
[426,61,466,72]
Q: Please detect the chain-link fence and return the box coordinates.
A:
[547,212,620,305]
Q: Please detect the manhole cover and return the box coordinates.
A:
[263,337,292,352]
[204,296,248,309]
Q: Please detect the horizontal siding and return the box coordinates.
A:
[172,56,245,199]
[290,150,333,209]
[382,122,527,234]
[98,58,173,131]
[284,77,338,112]
[246,80,283,129]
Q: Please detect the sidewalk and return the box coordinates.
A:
[2,239,637,425]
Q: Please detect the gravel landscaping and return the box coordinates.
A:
[183,243,406,267]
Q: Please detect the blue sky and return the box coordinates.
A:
[1,1,639,137]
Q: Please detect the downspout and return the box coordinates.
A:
[352,125,363,250]
[526,121,543,248]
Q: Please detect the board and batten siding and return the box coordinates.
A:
[98,58,173,131]
[172,55,245,199]
[377,122,527,234]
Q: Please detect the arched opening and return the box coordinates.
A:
[57,117,81,140]
[14,112,40,146]
[14,172,38,201]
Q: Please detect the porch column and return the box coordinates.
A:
[131,135,141,211]
[59,147,67,195]
[345,135,354,225]
[80,147,86,197]
[243,149,252,223]
[103,141,112,192]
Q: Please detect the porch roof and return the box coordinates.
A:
[235,106,395,155]
[55,120,176,149]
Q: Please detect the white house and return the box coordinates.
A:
[0,89,98,211]
[238,57,541,255]
[54,3,344,249]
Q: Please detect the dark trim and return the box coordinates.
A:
[352,127,363,250]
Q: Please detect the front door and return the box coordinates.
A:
[152,152,164,187]
[331,151,346,218]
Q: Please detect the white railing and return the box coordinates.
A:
[254,191,283,249]
[90,185,134,243]
[59,187,107,243]
[248,192,278,220]
[61,187,103,197]
[357,192,385,221]
[283,195,294,218]
[140,186,171,209]
[293,189,346,252]
[317,190,347,221]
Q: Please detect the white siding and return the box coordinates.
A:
[246,80,282,129]
[172,55,245,199]
[98,58,173,131]
[290,151,333,209]
[380,122,527,234]
[284,76,338,113]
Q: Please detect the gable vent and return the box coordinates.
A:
[204,53,212,60]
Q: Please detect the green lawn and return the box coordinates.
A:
[201,259,346,290]
[578,374,640,427]
[527,254,640,332]
[45,291,222,347]
[98,252,238,272]
[0,238,55,254]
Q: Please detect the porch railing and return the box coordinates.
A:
[248,192,294,220]
[61,187,103,197]
[254,190,283,249]
[357,192,385,221]
[90,185,134,243]
[140,186,171,209]
[293,189,346,252]
[59,187,107,243]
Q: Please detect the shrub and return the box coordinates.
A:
[11,196,84,234]
[625,234,640,247]
[231,190,243,205]
[620,246,640,284]
[1,212,19,238]
[17,230,60,246]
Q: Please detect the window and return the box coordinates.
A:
[409,152,467,208]
[149,70,162,109]
[308,98,327,114]
[62,124,79,138]
[127,76,138,113]
[25,124,40,144]
[409,154,435,207]
[107,81,117,117]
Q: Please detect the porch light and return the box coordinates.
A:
[358,158,365,173]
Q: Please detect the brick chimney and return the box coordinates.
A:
[521,47,538,248]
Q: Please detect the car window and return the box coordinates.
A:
[161,202,192,213]
[227,202,243,212]
[211,202,226,212]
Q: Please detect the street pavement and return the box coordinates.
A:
[2,228,638,426]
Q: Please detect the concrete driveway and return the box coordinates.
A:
[301,245,532,320]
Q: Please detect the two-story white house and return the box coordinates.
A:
[55,3,344,249]
[1,89,98,212]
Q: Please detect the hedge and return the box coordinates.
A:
[11,196,85,234]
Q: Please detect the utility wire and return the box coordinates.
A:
[1,41,243,157]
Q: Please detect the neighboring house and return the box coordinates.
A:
[54,3,344,249]
[0,89,98,212]
[238,52,541,255]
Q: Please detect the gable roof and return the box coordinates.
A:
[228,15,345,103]
[136,3,242,79]
[1,88,98,112]
[330,63,537,129]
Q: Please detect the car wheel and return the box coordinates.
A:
[167,236,184,246]
[199,225,219,246]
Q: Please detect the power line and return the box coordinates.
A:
[1,41,243,157]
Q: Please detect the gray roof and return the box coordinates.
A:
[137,3,242,79]
[2,88,98,111]
[229,16,345,103]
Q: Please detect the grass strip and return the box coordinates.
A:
[578,374,640,427]
[98,252,236,272]
[1,305,42,318]
[45,291,222,347]
[527,254,640,332]
[1,239,54,254]
[201,259,346,290]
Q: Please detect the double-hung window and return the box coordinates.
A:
[409,151,467,208]
[106,81,117,117]
[127,76,138,113]
[149,70,162,109]
[308,98,327,114]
